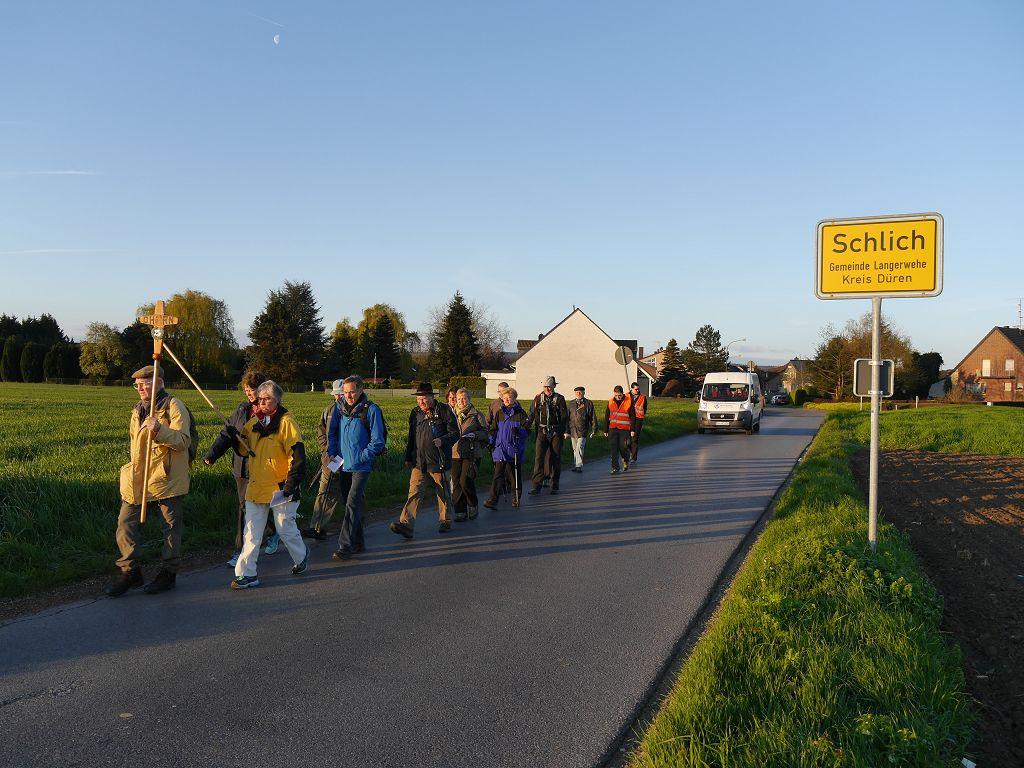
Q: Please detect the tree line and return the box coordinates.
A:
[653,324,733,396]
[1,283,509,386]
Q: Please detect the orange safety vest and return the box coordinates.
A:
[632,393,646,420]
[608,395,632,430]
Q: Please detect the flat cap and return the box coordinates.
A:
[131,364,165,380]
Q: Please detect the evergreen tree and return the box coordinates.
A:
[0,315,21,340]
[1,336,23,382]
[19,342,46,382]
[120,321,153,370]
[370,312,402,379]
[19,314,68,346]
[43,344,62,380]
[323,319,358,379]
[655,338,693,394]
[681,325,729,382]
[248,281,326,383]
[431,292,481,381]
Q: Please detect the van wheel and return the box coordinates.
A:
[753,420,761,433]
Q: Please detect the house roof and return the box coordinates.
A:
[786,358,813,373]
[516,307,633,366]
[951,326,1024,373]
[636,360,657,380]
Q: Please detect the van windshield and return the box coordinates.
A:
[702,383,749,402]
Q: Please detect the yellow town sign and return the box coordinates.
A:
[815,212,943,299]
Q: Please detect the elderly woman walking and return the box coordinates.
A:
[451,388,489,522]
[229,380,309,589]
[484,387,529,509]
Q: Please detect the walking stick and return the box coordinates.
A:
[136,301,179,524]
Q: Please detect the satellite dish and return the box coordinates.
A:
[273,33,281,45]
[614,345,634,366]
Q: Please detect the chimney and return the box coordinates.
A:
[638,346,645,358]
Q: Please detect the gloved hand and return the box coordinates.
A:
[226,424,240,440]
[282,483,299,501]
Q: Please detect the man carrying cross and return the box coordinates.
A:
[104,363,193,597]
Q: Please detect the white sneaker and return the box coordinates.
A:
[226,553,239,567]
[263,533,280,555]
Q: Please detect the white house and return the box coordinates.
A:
[481,308,655,399]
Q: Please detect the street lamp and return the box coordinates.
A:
[724,338,746,365]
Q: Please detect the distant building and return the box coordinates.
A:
[482,308,655,399]
[780,358,814,394]
[950,326,1024,402]
[639,347,666,376]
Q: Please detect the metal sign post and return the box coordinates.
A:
[815,212,943,553]
[614,345,634,394]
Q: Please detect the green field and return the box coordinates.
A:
[0,383,696,597]
[631,405,1017,767]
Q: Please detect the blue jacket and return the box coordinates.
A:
[490,402,528,463]
[327,396,387,473]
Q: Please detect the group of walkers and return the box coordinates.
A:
[103,365,648,597]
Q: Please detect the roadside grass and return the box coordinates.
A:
[631,407,991,767]
[0,383,695,597]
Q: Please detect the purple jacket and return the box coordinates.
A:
[490,402,529,463]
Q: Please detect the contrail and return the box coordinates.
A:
[0,170,98,177]
[248,12,284,28]
[0,248,116,255]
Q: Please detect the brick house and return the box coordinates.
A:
[950,326,1024,402]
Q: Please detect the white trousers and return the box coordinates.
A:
[571,437,587,468]
[235,500,306,579]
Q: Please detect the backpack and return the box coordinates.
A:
[348,400,388,444]
[168,397,201,464]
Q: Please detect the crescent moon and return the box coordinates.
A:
[273,34,280,45]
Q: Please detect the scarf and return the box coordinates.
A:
[134,389,170,421]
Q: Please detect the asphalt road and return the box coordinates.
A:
[0,408,823,768]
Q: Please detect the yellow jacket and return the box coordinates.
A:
[119,393,192,504]
[238,410,305,504]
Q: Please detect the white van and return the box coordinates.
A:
[697,372,763,435]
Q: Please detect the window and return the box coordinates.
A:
[1005,382,1012,392]
[982,359,991,377]
[702,383,749,402]
[1007,359,1016,373]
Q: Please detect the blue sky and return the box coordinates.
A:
[2,1,1022,366]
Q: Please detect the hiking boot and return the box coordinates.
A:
[291,546,310,575]
[610,468,620,475]
[301,527,327,541]
[438,520,452,533]
[527,488,541,496]
[390,521,414,539]
[511,497,520,508]
[143,569,176,595]
[483,498,498,510]
[354,543,366,553]
[454,511,468,522]
[263,533,281,555]
[332,549,352,562]
[468,505,478,520]
[231,575,260,590]
[104,567,143,597]
[623,461,630,472]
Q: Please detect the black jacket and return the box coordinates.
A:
[527,392,569,435]
[204,401,255,478]
[567,397,596,438]
[405,401,458,472]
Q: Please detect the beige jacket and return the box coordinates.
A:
[119,393,192,504]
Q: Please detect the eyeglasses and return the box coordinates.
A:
[134,382,150,390]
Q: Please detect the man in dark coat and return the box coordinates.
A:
[527,375,569,495]
[389,383,459,539]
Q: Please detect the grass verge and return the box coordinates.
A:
[630,409,974,767]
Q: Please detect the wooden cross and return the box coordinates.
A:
[138,300,179,357]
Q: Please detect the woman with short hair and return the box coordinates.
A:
[230,381,310,589]
[485,387,529,509]
[451,388,489,521]
[203,369,280,566]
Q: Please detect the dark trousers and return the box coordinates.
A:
[531,431,564,490]
[451,458,479,514]
[490,460,522,504]
[630,420,644,461]
[116,495,184,573]
[609,429,631,470]
[337,471,369,553]
[310,465,345,533]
